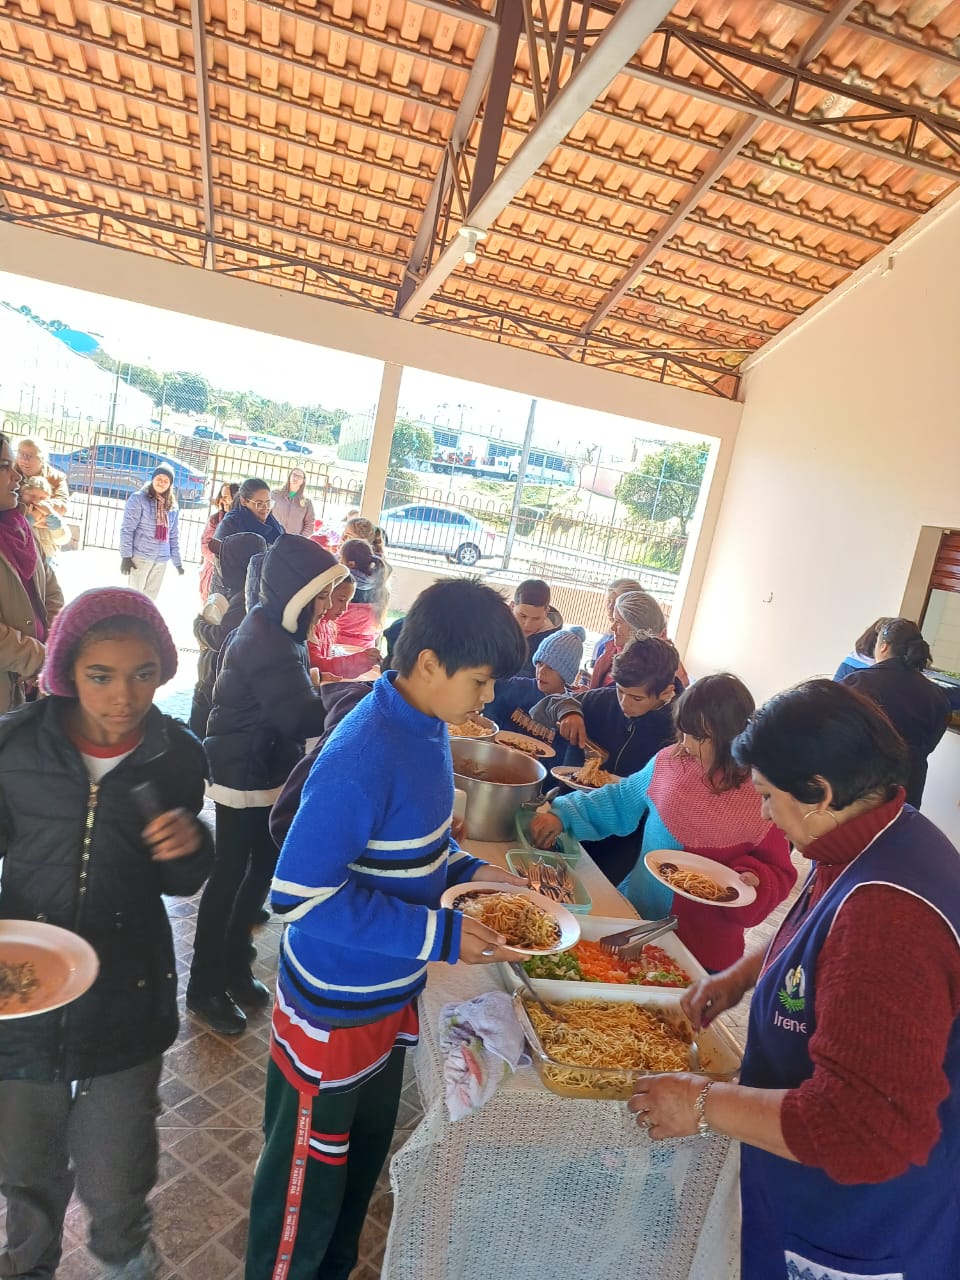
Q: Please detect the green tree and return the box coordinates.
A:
[124,364,162,404]
[389,419,433,468]
[616,442,710,537]
[165,371,210,415]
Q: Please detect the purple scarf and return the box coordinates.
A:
[0,509,45,641]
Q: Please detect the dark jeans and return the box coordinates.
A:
[0,1057,162,1278]
[189,802,278,995]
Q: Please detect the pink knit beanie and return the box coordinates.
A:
[42,588,179,697]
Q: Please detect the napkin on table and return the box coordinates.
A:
[439,990,530,1122]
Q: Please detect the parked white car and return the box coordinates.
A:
[380,503,497,566]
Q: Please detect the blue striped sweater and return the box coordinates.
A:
[271,672,484,1026]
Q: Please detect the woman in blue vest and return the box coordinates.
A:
[630,679,960,1280]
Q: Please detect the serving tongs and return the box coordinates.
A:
[509,962,566,1022]
[598,915,678,958]
[582,737,609,764]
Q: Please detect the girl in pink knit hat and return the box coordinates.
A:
[0,587,212,1280]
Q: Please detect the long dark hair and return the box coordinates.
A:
[212,481,239,526]
[233,477,270,511]
[674,674,754,793]
[878,617,932,671]
[853,617,891,659]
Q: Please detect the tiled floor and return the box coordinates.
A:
[44,887,422,1280]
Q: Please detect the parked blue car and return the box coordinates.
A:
[193,425,227,442]
[47,445,208,508]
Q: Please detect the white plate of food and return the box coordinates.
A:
[494,731,556,761]
[643,850,757,908]
[448,714,499,739]
[551,761,623,792]
[440,882,580,955]
[0,920,99,1019]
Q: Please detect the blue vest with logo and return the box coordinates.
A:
[739,807,960,1280]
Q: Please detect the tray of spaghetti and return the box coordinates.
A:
[513,989,742,1099]
[643,850,757,908]
[440,883,580,955]
[501,915,707,1002]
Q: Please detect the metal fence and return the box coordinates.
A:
[23,422,688,609]
[27,422,363,564]
[379,475,685,600]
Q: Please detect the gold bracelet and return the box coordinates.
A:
[694,1080,714,1137]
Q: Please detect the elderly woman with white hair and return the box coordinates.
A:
[590,589,676,688]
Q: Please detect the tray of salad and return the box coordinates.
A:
[499,914,707,1003]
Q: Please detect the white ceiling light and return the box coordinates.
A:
[457,226,488,266]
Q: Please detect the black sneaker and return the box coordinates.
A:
[227,973,272,1010]
[186,990,246,1036]
[253,907,271,927]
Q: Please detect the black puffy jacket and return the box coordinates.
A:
[191,531,267,738]
[0,699,212,1082]
[204,534,347,801]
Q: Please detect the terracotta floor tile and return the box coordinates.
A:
[152,1171,243,1265]
[217,1216,249,1260]
[199,1147,244,1186]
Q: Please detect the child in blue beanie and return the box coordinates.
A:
[484,626,586,742]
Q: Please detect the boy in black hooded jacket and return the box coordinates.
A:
[187,535,350,1035]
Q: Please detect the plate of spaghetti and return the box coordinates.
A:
[494,731,556,761]
[440,883,580,955]
[643,850,757,908]
[448,715,499,739]
[551,762,622,792]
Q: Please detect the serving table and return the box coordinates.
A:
[382,839,740,1280]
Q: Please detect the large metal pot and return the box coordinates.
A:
[450,738,546,842]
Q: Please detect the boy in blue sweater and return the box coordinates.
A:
[246,579,528,1280]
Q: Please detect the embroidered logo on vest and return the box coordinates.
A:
[778,964,806,1014]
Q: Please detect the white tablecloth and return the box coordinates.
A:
[382,841,741,1280]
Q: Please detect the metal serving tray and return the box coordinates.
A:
[513,988,743,1101]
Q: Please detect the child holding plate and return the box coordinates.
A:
[0,588,212,1280]
[245,578,529,1280]
[532,674,795,971]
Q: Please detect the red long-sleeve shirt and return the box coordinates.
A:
[773,793,960,1184]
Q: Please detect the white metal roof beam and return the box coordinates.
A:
[396,20,501,313]
[190,0,216,270]
[397,0,679,322]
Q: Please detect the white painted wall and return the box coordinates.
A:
[685,193,960,843]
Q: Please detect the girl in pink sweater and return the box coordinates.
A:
[307,575,381,680]
[533,674,795,970]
